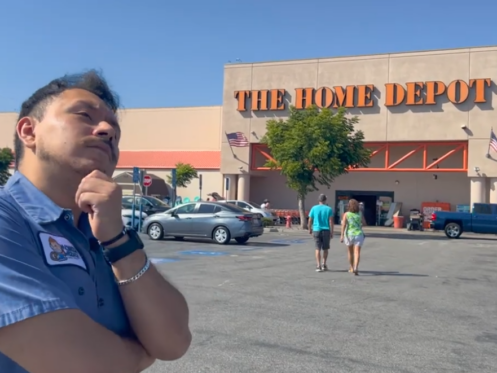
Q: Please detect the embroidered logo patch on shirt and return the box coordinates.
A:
[39,233,87,270]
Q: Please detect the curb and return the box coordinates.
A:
[262,227,495,240]
[264,227,281,233]
[263,227,308,233]
[263,226,438,235]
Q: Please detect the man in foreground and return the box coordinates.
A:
[308,194,334,272]
[0,71,191,373]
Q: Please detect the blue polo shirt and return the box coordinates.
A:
[0,172,133,372]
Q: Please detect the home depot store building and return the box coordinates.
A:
[1,45,497,223]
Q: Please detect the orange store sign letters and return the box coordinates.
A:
[234,79,492,111]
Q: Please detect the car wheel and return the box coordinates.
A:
[174,236,184,241]
[148,223,164,240]
[213,226,231,245]
[444,222,462,239]
[235,237,249,244]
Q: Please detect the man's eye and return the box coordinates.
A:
[77,112,91,119]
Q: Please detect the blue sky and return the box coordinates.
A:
[0,0,495,112]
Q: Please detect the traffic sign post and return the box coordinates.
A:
[139,170,146,193]
[131,167,140,229]
[139,171,151,232]
[143,174,152,211]
[132,167,140,183]
[171,169,177,188]
[143,175,152,188]
[171,169,177,206]
[199,174,202,200]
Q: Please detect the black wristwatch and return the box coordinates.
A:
[102,227,145,264]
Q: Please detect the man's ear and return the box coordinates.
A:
[16,117,37,151]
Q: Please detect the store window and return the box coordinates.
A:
[335,190,394,226]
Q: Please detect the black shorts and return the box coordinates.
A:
[313,230,331,250]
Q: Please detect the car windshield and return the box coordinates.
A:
[249,202,261,208]
[221,203,248,213]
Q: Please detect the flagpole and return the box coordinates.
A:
[225,131,236,157]
[487,127,493,158]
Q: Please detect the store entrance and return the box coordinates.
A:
[351,194,376,226]
[335,190,394,226]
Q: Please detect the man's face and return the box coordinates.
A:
[49,240,62,252]
[24,88,120,176]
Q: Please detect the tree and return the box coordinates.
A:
[166,162,198,188]
[0,148,14,186]
[261,105,371,229]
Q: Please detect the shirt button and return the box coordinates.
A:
[78,287,85,295]
[98,298,105,307]
[64,214,70,221]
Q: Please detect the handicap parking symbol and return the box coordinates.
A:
[150,258,179,264]
[270,239,307,245]
[179,250,228,256]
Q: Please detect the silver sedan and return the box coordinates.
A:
[142,202,264,244]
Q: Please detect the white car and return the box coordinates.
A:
[219,200,278,223]
[122,209,148,230]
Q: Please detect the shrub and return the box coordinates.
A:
[262,218,274,227]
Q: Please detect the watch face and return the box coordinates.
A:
[126,227,144,247]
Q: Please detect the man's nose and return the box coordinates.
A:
[93,121,117,139]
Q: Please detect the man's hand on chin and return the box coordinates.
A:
[75,169,124,242]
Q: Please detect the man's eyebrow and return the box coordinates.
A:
[71,100,99,110]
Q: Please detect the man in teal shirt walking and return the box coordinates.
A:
[308,194,334,272]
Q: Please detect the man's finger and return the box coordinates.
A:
[83,169,112,182]
[76,191,107,213]
[75,178,118,203]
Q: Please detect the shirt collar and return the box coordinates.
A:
[5,171,69,224]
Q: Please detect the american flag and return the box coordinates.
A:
[490,129,497,153]
[226,132,249,147]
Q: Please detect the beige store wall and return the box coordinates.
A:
[118,106,222,151]
[250,172,470,215]
[0,113,18,149]
[221,46,497,179]
[113,169,223,200]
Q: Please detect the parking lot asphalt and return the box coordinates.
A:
[143,231,497,373]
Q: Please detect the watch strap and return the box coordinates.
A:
[99,227,127,246]
[103,228,144,264]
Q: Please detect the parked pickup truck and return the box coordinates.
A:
[430,203,497,238]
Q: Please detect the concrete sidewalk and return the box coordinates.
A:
[264,224,416,234]
[263,224,497,240]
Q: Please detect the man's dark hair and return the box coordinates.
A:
[14,70,120,168]
[318,193,327,203]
